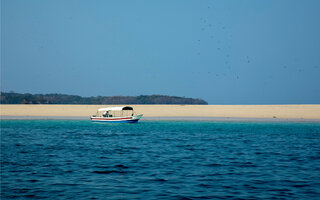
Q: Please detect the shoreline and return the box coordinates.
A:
[1,115,320,122]
[1,104,320,121]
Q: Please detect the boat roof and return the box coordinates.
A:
[98,106,133,111]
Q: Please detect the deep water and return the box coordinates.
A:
[1,120,320,199]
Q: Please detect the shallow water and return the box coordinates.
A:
[1,120,320,199]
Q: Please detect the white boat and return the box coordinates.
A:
[90,106,143,123]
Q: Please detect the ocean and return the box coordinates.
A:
[1,120,320,199]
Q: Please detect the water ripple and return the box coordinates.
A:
[1,120,320,199]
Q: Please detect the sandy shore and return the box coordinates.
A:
[1,104,320,120]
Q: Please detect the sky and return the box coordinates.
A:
[1,0,320,104]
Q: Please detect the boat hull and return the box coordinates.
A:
[90,114,143,123]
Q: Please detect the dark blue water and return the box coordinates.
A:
[1,120,320,199]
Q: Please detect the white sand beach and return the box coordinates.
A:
[1,104,320,120]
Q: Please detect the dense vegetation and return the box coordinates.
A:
[0,92,208,105]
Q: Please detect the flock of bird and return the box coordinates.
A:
[192,5,313,81]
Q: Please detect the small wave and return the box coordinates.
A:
[114,164,129,169]
[27,179,39,183]
[153,178,167,182]
[23,194,36,198]
[204,163,223,167]
[292,184,310,188]
[92,170,127,174]
[94,164,129,169]
[174,196,193,200]
[198,183,212,188]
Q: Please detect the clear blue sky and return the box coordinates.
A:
[1,0,320,104]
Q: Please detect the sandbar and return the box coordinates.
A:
[1,104,320,121]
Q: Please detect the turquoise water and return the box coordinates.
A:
[1,120,320,199]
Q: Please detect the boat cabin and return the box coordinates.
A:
[94,106,136,118]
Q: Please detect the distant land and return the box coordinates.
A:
[0,92,208,105]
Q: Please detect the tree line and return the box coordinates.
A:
[0,92,208,105]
